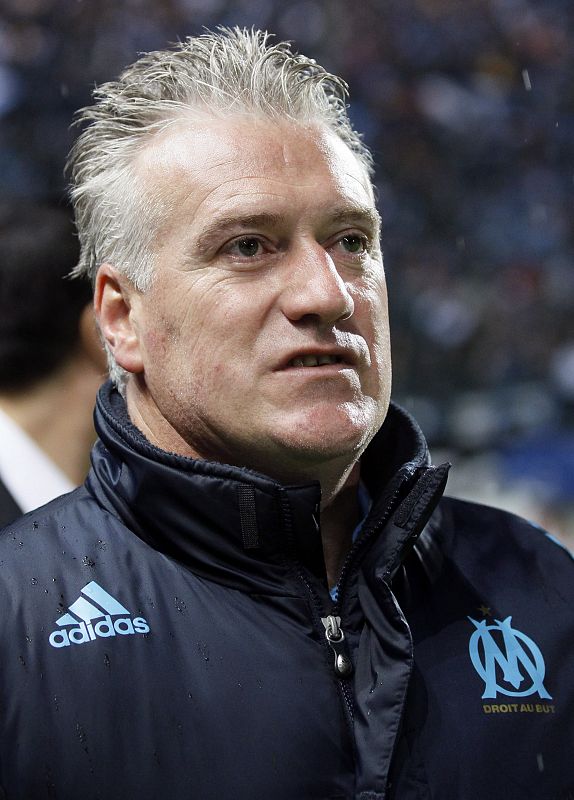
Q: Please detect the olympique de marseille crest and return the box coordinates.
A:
[468,616,552,700]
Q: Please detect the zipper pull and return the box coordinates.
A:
[321,615,353,678]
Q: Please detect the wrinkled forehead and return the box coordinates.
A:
[132,113,375,221]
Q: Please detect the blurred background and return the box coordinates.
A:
[0,0,572,544]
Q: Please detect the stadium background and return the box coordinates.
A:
[1,0,572,542]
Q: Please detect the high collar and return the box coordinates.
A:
[86,381,442,596]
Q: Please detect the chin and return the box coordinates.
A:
[271,407,381,464]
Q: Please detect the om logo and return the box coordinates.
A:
[468,616,552,700]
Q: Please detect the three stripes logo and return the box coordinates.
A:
[49,581,150,649]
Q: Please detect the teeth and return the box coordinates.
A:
[289,355,340,367]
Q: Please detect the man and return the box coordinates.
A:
[0,202,105,528]
[0,29,571,800]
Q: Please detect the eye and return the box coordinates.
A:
[230,237,263,257]
[219,234,277,269]
[340,234,368,254]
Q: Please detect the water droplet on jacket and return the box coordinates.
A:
[197,642,209,662]
[82,556,95,568]
[187,691,193,700]
[19,655,26,667]
[52,577,57,582]
[97,540,107,550]
[31,577,38,585]
[76,723,87,744]
[537,753,544,772]
[174,597,186,613]
[32,522,38,530]
[103,653,110,669]
[25,636,31,643]
[18,542,23,548]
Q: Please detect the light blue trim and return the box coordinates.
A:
[544,531,574,558]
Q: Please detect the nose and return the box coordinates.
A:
[280,242,354,325]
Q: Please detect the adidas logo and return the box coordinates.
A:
[49,581,150,649]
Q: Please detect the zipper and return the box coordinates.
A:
[294,558,356,724]
[278,466,417,725]
[332,466,416,616]
[278,491,356,726]
[322,613,356,724]
[323,470,416,723]
[321,615,353,678]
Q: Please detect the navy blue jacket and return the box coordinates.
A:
[0,382,571,799]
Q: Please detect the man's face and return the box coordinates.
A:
[119,115,391,480]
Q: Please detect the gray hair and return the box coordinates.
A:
[67,27,373,387]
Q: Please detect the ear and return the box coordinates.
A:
[94,264,144,374]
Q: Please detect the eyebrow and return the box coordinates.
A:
[193,205,382,254]
[329,206,382,234]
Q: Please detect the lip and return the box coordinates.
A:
[274,346,360,371]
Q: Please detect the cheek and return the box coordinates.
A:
[353,284,391,398]
[140,318,185,370]
[138,327,168,370]
[354,281,390,343]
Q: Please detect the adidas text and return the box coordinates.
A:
[49,615,150,648]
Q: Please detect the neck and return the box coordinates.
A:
[320,462,361,587]
[0,355,103,485]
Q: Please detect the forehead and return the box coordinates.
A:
[134,115,375,227]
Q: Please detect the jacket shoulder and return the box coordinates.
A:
[0,487,124,590]
[0,486,94,540]
[432,494,573,597]
[439,494,572,552]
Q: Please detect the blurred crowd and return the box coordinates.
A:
[0,0,572,540]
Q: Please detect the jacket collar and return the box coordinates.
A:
[86,381,446,595]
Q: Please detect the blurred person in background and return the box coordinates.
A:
[0,202,106,527]
[0,29,571,800]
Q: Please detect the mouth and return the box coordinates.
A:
[287,354,345,368]
[276,340,363,372]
